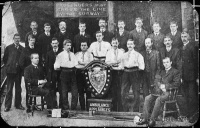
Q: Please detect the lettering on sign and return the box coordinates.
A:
[54,2,108,17]
[88,99,112,112]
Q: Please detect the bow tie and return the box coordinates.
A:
[33,31,37,35]
[34,66,38,69]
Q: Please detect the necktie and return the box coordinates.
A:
[15,45,19,49]
[35,66,38,69]
[99,42,101,51]
[68,52,71,61]
[82,52,85,62]
[183,45,186,50]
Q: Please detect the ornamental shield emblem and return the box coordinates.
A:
[84,60,112,98]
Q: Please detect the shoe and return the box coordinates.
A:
[147,119,156,127]
[4,108,10,112]
[136,118,148,125]
[16,105,25,110]
[47,110,52,117]
[34,106,41,111]
[26,109,31,113]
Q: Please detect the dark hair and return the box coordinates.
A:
[170,21,178,26]
[44,23,51,27]
[30,53,39,60]
[118,20,125,24]
[28,34,35,41]
[135,17,143,23]
[164,36,172,41]
[13,33,20,38]
[52,37,58,41]
[95,31,103,35]
[31,21,37,25]
[127,39,134,44]
[63,39,72,46]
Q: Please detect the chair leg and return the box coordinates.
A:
[31,97,35,116]
[163,103,167,122]
[41,96,44,111]
[175,102,183,122]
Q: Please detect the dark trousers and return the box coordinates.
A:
[48,70,62,108]
[142,72,151,98]
[76,69,91,111]
[60,70,78,110]
[111,70,123,111]
[181,80,198,117]
[32,86,54,109]
[5,73,22,109]
[121,71,140,112]
[143,93,169,120]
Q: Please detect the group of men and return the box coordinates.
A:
[2,17,198,126]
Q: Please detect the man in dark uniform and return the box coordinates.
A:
[129,17,148,53]
[74,22,91,53]
[137,57,181,127]
[141,38,161,98]
[147,22,165,51]
[19,35,41,110]
[38,23,53,63]
[166,21,183,50]
[25,21,40,49]
[159,36,182,72]
[3,33,25,112]
[115,20,130,52]
[24,53,54,113]
[180,32,198,119]
[54,21,72,51]
[98,18,114,43]
[45,37,63,108]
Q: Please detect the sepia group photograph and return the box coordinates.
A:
[1,0,199,127]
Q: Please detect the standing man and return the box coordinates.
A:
[180,32,198,119]
[75,41,93,111]
[98,18,114,43]
[24,53,54,113]
[38,23,53,63]
[19,35,41,110]
[137,57,181,127]
[115,20,130,52]
[166,21,183,50]
[54,21,72,51]
[45,37,63,108]
[3,33,25,112]
[129,17,148,53]
[159,36,182,72]
[141,38,160,98]
[105,38,125,111]
[54,39,78,110]
[74,22,91,53]
[121,39,145,112]
[147,22,165,51]
[25,21,40,48]
[89,31,111,61]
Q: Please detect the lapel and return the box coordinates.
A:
[161,68,173,79]
[149,50,154,59]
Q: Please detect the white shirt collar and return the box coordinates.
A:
[100,28,106,32]
[53,47,58,52]
[45,32,50,36]
[183,41,189,46]
[154,32,160,35]
[60,30,66,33]
[136,28,142,32]
[166,46,172,51]
[165,67,171,72]
[32,63,38,67]
[171,30,177,35]
[80,32,85,36]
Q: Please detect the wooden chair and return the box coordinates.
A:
[162,87,183,122]
[27,83,46,116]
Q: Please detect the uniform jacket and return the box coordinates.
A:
[54,31,72,50]
[38,33,53,60]
[102,30,114,43]
[147,33,165,51]
[129,28,148,53]
[74,33,91,53]
[141,49,161,84]
[24,64,46,88]
[166,31,183,49]
[159,47,182,74]
[25,30,41,48]
[45,48,63,81]
[3,43,24,74]
[156,67,181,90]
[19,46,40,72]
[181,42,198,81]
[115,30,130,52]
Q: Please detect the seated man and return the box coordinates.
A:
[137,57,181,127]
[24,53,54,114]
